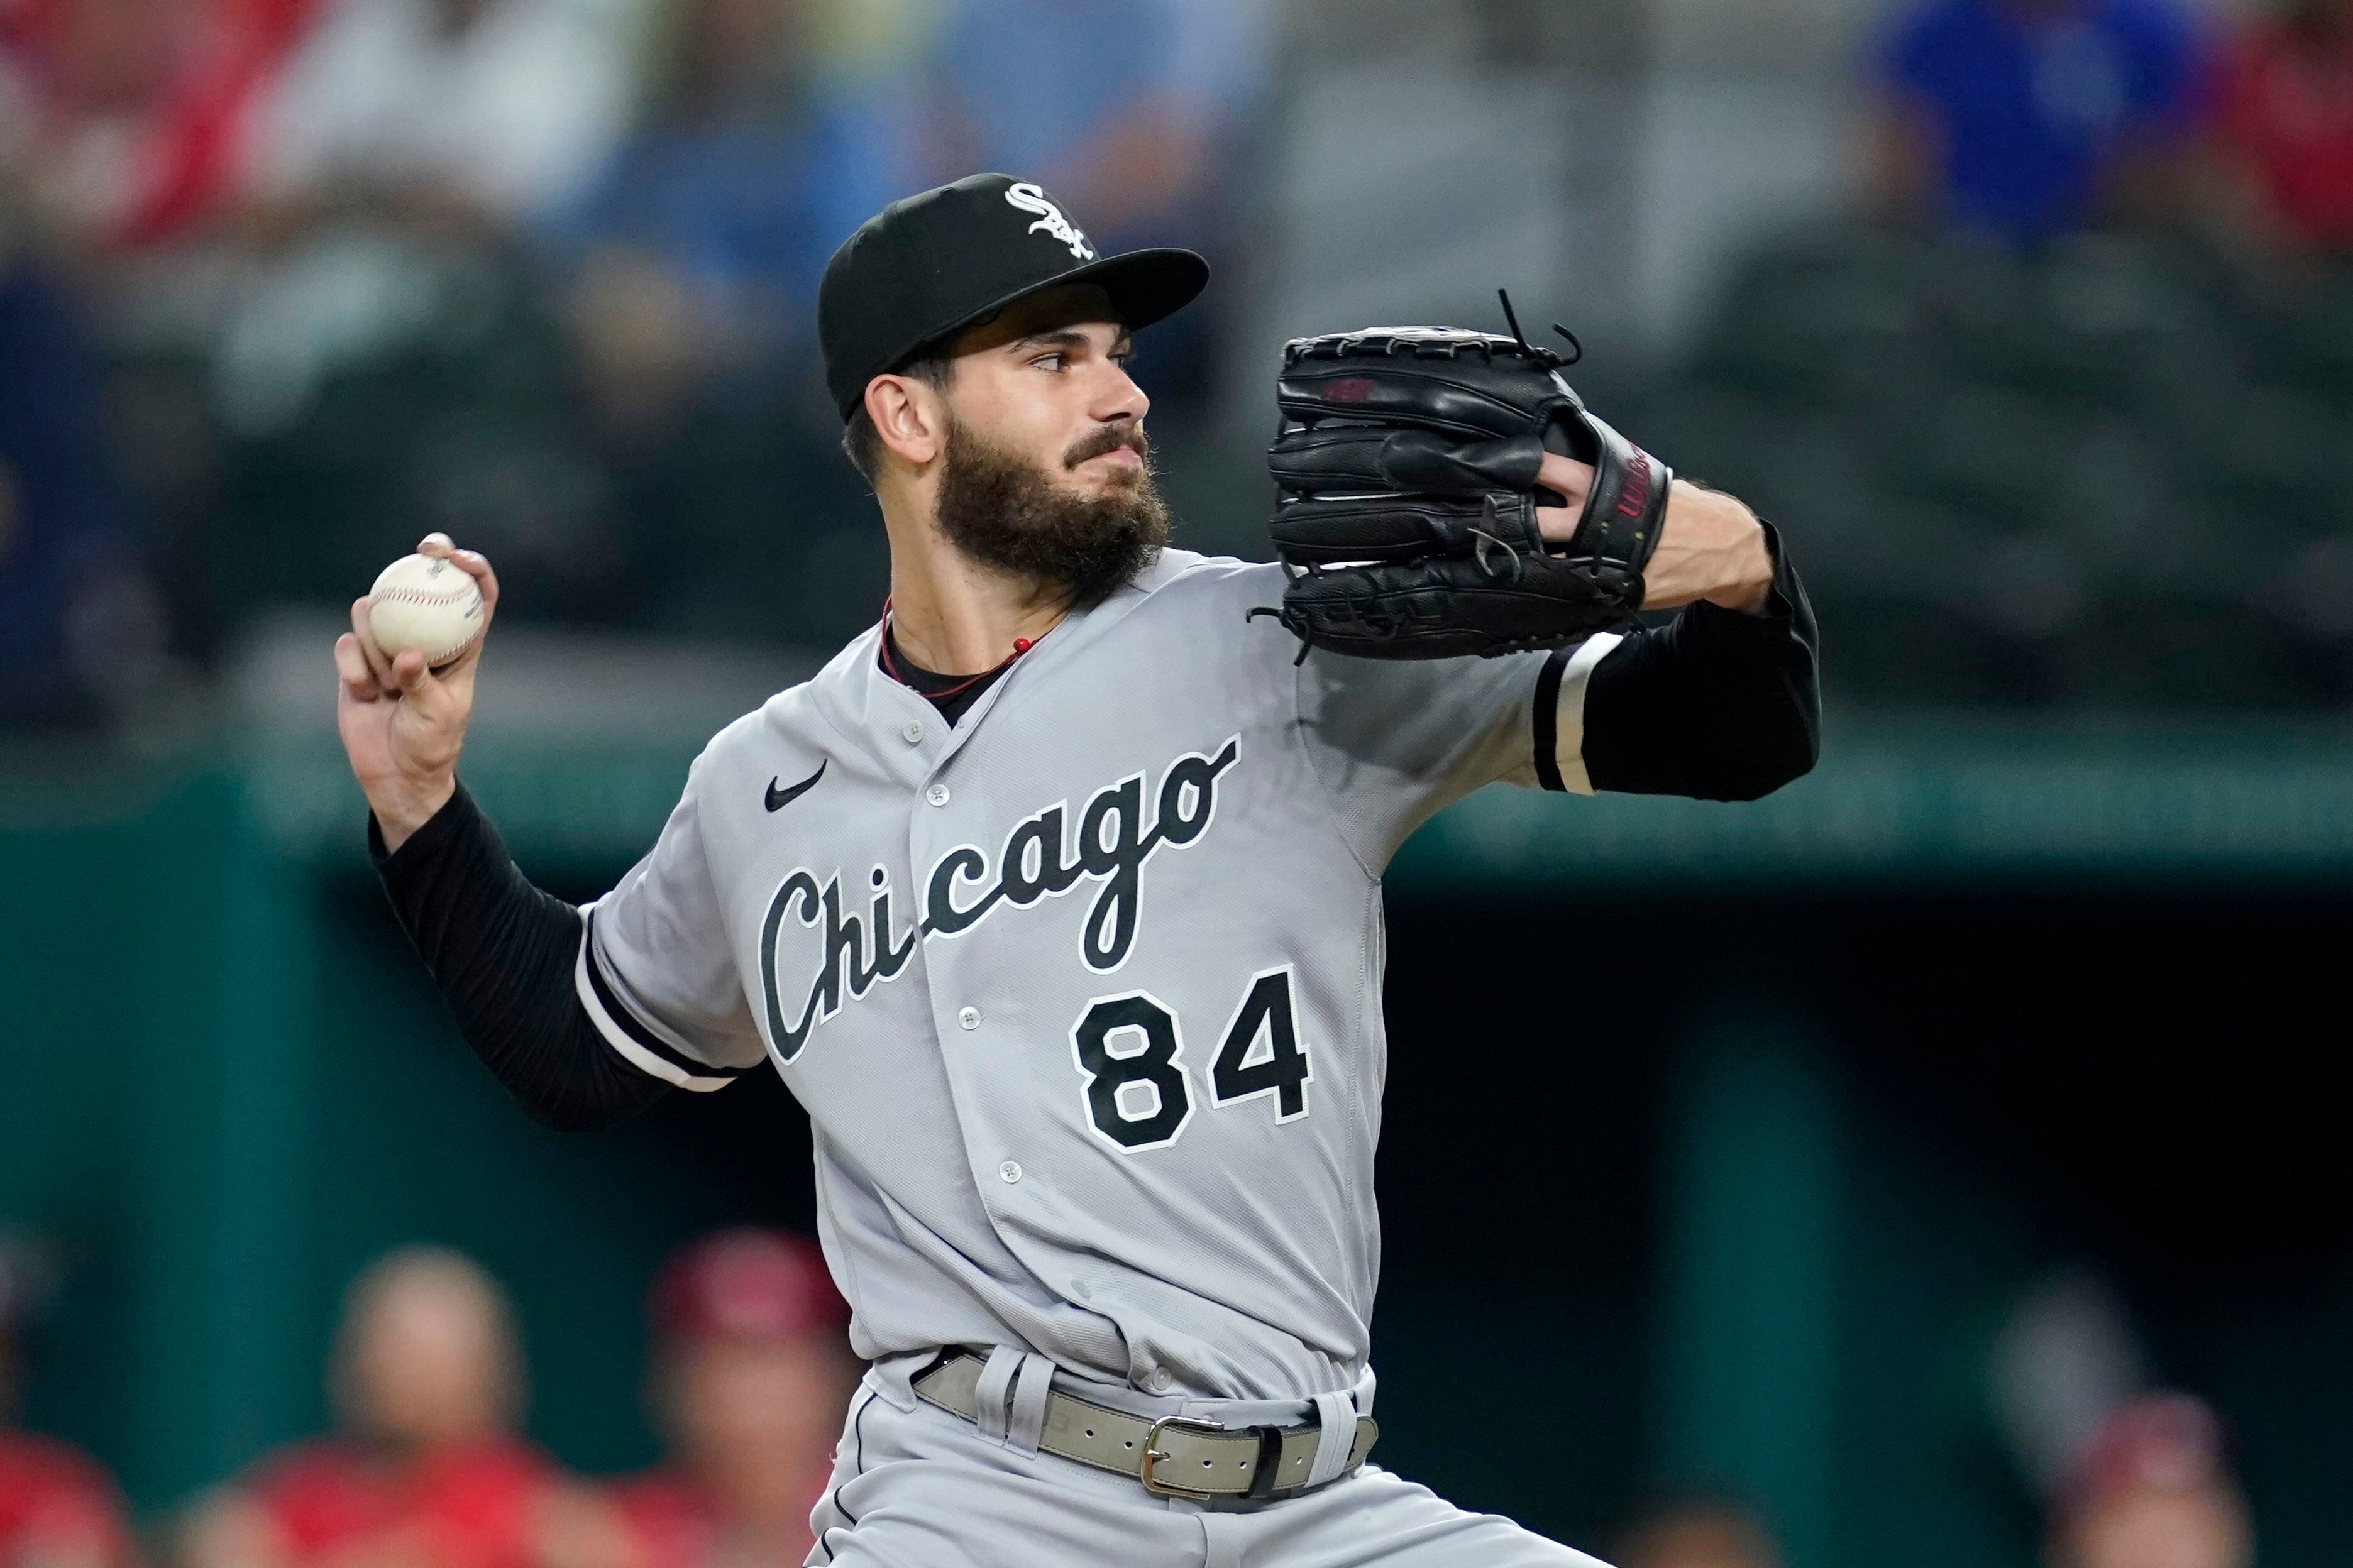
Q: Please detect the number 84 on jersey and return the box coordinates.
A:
[1072,963,1310,1153]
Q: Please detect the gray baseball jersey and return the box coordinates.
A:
[578,549,1619,1402]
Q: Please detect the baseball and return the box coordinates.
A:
[366,552,485,669]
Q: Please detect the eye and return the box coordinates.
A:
[1031,352,1066,371]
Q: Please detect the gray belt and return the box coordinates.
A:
[912,1349,1379,1501]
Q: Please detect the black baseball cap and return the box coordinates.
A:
[818,172,1210,421]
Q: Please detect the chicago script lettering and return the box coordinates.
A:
[759,737,1241,1062]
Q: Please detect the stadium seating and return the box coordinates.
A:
[1667,226,2353,708]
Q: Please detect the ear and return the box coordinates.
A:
[866,373,949,469]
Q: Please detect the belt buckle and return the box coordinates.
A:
[1140,1414,1226,1500]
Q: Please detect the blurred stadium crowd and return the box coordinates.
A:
[1681,0,2353,709]
[3,1231,866,1568]
[0,4,2340,1565]
[0,0,2347,727]
[0,0,1269,726]
[0,1232,2269,1568]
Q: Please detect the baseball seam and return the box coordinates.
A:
[373,588,480,606]
[372,584,482,662]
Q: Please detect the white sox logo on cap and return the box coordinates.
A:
[1005,181,1095,261]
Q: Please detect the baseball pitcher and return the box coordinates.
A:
[334,173,1821,1567]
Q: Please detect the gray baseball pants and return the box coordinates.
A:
[806,1354,1611,1568]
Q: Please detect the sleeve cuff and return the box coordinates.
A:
[1685,518,1797,635]
[574,907,756,1093]
[1533,632,1623,794]
[369,783,478,872]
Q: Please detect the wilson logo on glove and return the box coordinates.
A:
[1613,452,1655,522]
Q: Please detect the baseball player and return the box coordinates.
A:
[334,173,1820,1567]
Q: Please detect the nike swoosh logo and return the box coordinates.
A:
[765,760,827,813]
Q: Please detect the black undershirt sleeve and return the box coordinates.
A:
[371,784,671,1131]
[1576,520,1822,801]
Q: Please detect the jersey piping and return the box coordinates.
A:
[576,906,754,1091]
[1535,632,1620,796]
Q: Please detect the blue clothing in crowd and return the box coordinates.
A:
[931,0,1186,191]
[564,90,908,354]
[1881,0,2205,244]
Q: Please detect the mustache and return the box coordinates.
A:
[1064,424,1150,469]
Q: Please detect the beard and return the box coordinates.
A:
[933,415,1172,605]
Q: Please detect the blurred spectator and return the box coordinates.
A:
[1986,1274,2254,1568]
[919,0,1237,240]
[1613,1497,1781,1568]
[1870,0,2208,246]
[2048,1395,2253,1568]
[561,0,910,441]
[2208,0,2353,253]
[239,0,641,243]
[608,1231,852,1568]
[1990,1268,2154,1501]
[796,0,939,80]
[916,0,1270,407]
[0,138,174,726]
[207,0,647,445]
[179,1247,617,1568]
[0,0,316,253]
[0,1237,137,1568]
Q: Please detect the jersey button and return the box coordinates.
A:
[926,784,951,807]
[958,1006,982,1031]
[902,721,924,744]
[998,1160,1022,1184]
[1146,1368,1174,1393]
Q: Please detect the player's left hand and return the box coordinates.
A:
[1534,453,1775,613]
[1262,324,1773,661]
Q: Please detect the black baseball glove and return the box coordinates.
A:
[1257,321,1670,661]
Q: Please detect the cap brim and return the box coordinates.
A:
[855,247,1210,414]
[1055,246,1211,337]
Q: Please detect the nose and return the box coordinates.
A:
[1094,356,1149,428]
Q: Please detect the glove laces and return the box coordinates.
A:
[1496,288,1582,368]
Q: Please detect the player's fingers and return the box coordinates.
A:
[390,647,433,696]
[349,597,396,686]
[444,545,499,623]
[412,535,499,631]
[1534,454,1597,534]
[333,634,381,702]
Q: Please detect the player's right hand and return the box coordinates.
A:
[334,532,497,852]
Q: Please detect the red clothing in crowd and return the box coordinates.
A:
[609,1469,829,1568]
[609,1474,724,1568]
[0,1432,133,1568]
[0,0,319,248]
[2214,18,2353,250]
[243,1439,554,1568]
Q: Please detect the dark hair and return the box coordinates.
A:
[841,353,955,482]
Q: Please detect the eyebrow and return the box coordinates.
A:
[1011,328,1134,354]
